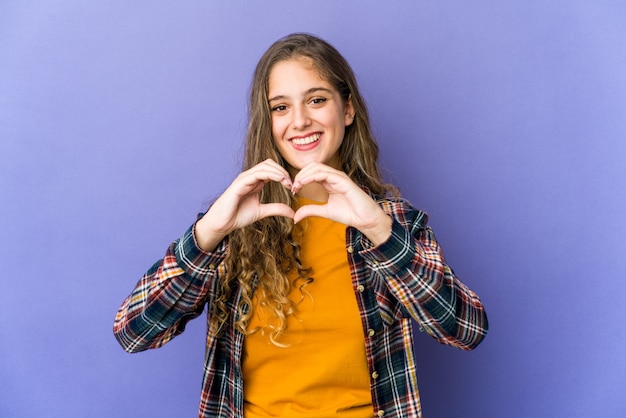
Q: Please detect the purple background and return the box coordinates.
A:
[2,2,625,417]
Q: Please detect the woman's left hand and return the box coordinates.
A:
[291,162,393,246]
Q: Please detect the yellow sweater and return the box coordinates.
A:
[243,201,373,417]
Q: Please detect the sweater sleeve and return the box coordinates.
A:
[357,200,488,350]
[113,223,227,353]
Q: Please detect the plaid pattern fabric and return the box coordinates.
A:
[114,197,488,417]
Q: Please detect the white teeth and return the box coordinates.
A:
[291,133,320,145]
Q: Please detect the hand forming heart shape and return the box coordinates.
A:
[194,159,392,252]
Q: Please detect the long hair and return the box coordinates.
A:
[210,33,396,344]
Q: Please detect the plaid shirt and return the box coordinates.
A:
[114,197,488,417]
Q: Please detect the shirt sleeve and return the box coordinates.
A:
[357,199,489,350]
[113,223,227,353]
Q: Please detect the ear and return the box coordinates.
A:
[344,95,355,126]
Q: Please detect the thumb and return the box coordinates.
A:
[258,203,295,220]
[293,204,328,224]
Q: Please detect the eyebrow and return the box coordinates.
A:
[268,87,334,103]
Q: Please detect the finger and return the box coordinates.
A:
[258,159,292,181]
[259,161,292,188]
[292,170,349,195]
[291,164,336,193]
[293,204,329,224]
[293,162,336,180]
[247,161,290,182]
[258,203,295,220]
[238,165,292,191]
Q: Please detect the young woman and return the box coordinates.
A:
[114,33,488,418]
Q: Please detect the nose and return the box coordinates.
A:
[291,105,311,130]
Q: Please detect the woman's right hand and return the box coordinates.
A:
[194,159,295,252]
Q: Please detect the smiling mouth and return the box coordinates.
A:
[291,133,320,146]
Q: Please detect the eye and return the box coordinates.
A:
[271,104,287,112]
[310,97,327,105]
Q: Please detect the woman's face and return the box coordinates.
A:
[268,58,354,175]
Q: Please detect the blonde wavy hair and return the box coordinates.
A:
[209,33,397,344]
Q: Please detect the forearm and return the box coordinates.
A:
[359,210,488,350]
[413,260,488,350]
[113,224,227,352]
[194,209,231,252]
[359,212,393,247]
[113,264,203,353]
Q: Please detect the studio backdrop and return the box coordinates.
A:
[1,1,625,417]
